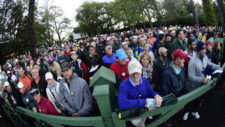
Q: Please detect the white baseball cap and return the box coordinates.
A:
[128,61,142,75]
[4,81,10,88]
[17,82,24,89]
[11,75,17,83]
[45,72,53,81]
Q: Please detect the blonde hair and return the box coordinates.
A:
[138,52,153,66]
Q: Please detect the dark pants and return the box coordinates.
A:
[184,96,202,113]
[0,98,4,115]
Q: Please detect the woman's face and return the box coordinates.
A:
[47,79,54,85]
[141,56,149,67]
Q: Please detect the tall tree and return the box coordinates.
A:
[28,0,36,58]
[190,0,199,27]
[217,0,225,32]
[76,2,116,35]
[202,0,216,26]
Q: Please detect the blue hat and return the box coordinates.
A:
[196,41,206,52]
[60,49,64,52]
[116,49,128,60]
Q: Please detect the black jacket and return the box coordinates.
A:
[160,64,186,97]
[211,49,221,65]
[31,76,47,97]
[7,86,24,108]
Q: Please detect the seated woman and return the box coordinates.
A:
[45,72,64,114]
[118,61,162,127]
[30,88,59,115]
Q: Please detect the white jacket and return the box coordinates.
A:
[46,82,61,113]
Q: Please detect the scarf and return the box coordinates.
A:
[142,64,153,81]
[47,80,57,94]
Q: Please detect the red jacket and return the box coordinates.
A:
[110,61,129,80]
[81,61,88,81]
[64,50,71,56]
[35,96,59,116]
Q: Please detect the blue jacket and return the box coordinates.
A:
[134,45,152,58]
[118,77,157,110]
[58,55,70,64]
[152,40,159,53]
[102,54,117,64]
[160,64,186,97]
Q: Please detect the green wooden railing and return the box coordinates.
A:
[2,38,225,127]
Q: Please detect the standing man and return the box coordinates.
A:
[183,41,221,120]
[170,29,188,57]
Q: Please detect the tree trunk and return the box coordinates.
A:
[190,0,199,27]
[217,0,225,32]
[28,0,36,58]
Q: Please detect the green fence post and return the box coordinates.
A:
[90,66,117,111]
[93,85,115,127]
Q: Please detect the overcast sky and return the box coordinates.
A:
[37,0,203,28]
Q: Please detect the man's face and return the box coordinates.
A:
[199,48,206,57]
[5,85,11,93]
[191,42,196,50]
[198,32,202,39]
[71,54,77,60]
[144,44,149,52]
[33,93,41,102]
[89,47,96,56]
[122,44,128,49]
[117,58,127,65]
[31,69,39,80]
[178,31,185,40]
[126,50,131,58]
[132,38,137,43]
[19,87,25,94]
[150,33,153,38]
[166,36,172,42]
[139,38,145,45]
[207,45,212,51]
[106,48,112,55]
[62,68,73,81]
[130,72,142,83]
[36,59,40,65]
[26,66,31,73]
[107,40,113,45]
[175,58,185,67]
[18,69,24,77]
[33,65,40,71]
[44,56,48,61]
[49,51,54,57]
[60,51,64,56]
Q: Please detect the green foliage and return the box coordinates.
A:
[113,0,144,28]
[213,1,222,26]
[202,0,216,26]
[68,33,74,42]
[75,0,197,35]
[76,2,116,35]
